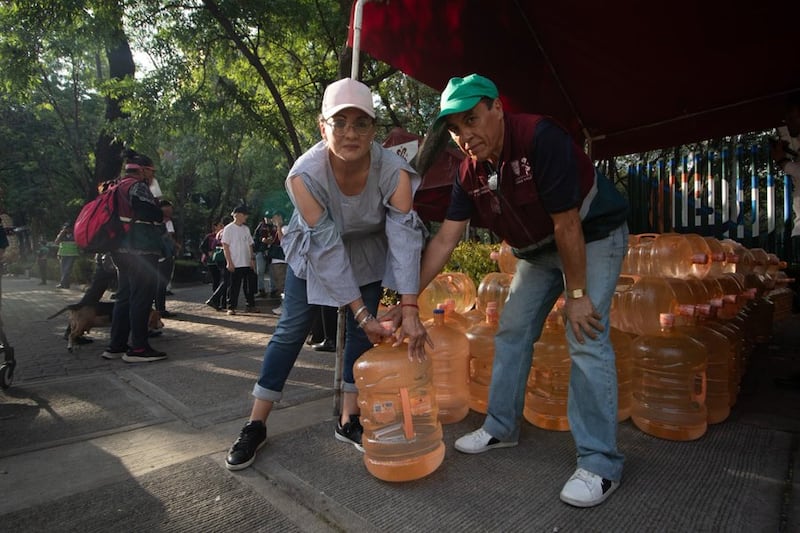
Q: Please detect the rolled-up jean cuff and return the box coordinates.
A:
[252,383,282,402]
[342,382,358,394]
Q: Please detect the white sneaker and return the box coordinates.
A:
[101,350,124,360]
[559,468,619,507]
[272,305,283,315]
[454,427,518,454]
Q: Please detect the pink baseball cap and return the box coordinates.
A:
[321,78,375,119]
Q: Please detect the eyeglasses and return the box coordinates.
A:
[325,117,374,137]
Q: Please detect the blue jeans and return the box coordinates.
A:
[483,223,628,482]
[252,266,381,401]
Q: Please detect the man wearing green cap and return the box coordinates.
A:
[413,73,629,507]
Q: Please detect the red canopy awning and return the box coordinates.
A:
[352,0,799,159]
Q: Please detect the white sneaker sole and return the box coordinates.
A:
[334,431,364,452]
[454,439,518,454]
[560,481,619,507]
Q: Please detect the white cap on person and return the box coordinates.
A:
[321,78,375,119]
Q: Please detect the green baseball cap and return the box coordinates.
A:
[435,74,499,125]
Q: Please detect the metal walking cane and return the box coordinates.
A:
[332,305,346,416]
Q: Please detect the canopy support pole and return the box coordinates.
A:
[350,0,367,80]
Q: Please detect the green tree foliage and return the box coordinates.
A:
[0,0,441,250]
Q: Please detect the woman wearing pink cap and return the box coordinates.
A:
[225,78,429,470]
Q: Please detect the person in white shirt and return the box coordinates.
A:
[221,205,259,315]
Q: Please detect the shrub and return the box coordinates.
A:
[380,240,500,306]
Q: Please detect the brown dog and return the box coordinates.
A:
[48,302,164,352]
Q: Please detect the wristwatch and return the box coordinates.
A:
[566,288,585,299]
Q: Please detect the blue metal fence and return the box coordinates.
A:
[622,139,793,262]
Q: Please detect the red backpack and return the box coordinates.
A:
[74,177,137,252]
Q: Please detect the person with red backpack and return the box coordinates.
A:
[101,149,166,363]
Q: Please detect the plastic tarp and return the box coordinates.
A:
[351,0,799,160]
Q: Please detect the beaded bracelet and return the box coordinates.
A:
[358,313,375,329]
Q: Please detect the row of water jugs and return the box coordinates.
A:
[354,237,790,481]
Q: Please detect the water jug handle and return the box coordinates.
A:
[691,371,707,405]
[399,387,415,440]
[634,233,659,243]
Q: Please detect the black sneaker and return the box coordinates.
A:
[160,310,176,318]
[335,415,364,451]
[226,420,267,470]
[122,348,167,363]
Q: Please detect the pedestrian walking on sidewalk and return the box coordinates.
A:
[401,74,629,507]
[225,78,428,471]
[221,206,259,315]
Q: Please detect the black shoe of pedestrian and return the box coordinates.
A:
[165,290,174,296]
[226,420,267,471]
[335,415,364,451]
[312,340,336,353]
[160,310,176,318]
[122,348,167,363]
[205,300,221,311]
[245,305,261,313]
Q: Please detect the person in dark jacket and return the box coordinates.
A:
[102,149,166,363]
[405,74,629,508]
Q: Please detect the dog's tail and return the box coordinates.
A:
[47,306,70,320]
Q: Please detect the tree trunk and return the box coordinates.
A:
[93,4,135,195]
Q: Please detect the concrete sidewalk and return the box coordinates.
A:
[0,275,799,532]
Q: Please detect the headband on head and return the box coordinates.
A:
[125,163,155,171]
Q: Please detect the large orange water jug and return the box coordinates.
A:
[680,233,712,279]
[709,298,749,389]
[618,276,695,335]
[465,302,499,413]
[621,233,656,277]
[720,240,755,275]
[676,305,731,424]
[354,341,445,482]
[631,313,708,441]
[748,248,770,275]
[476,272,513,316]
[742,288,774,344]
[523,311,571,431]
[630,233,707,279]
[427,308,470,424]
[424,301,470,332]
[703,236,727,278]
[610,326,633,422]
[418,272,476,320]
[696,303,741,407]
